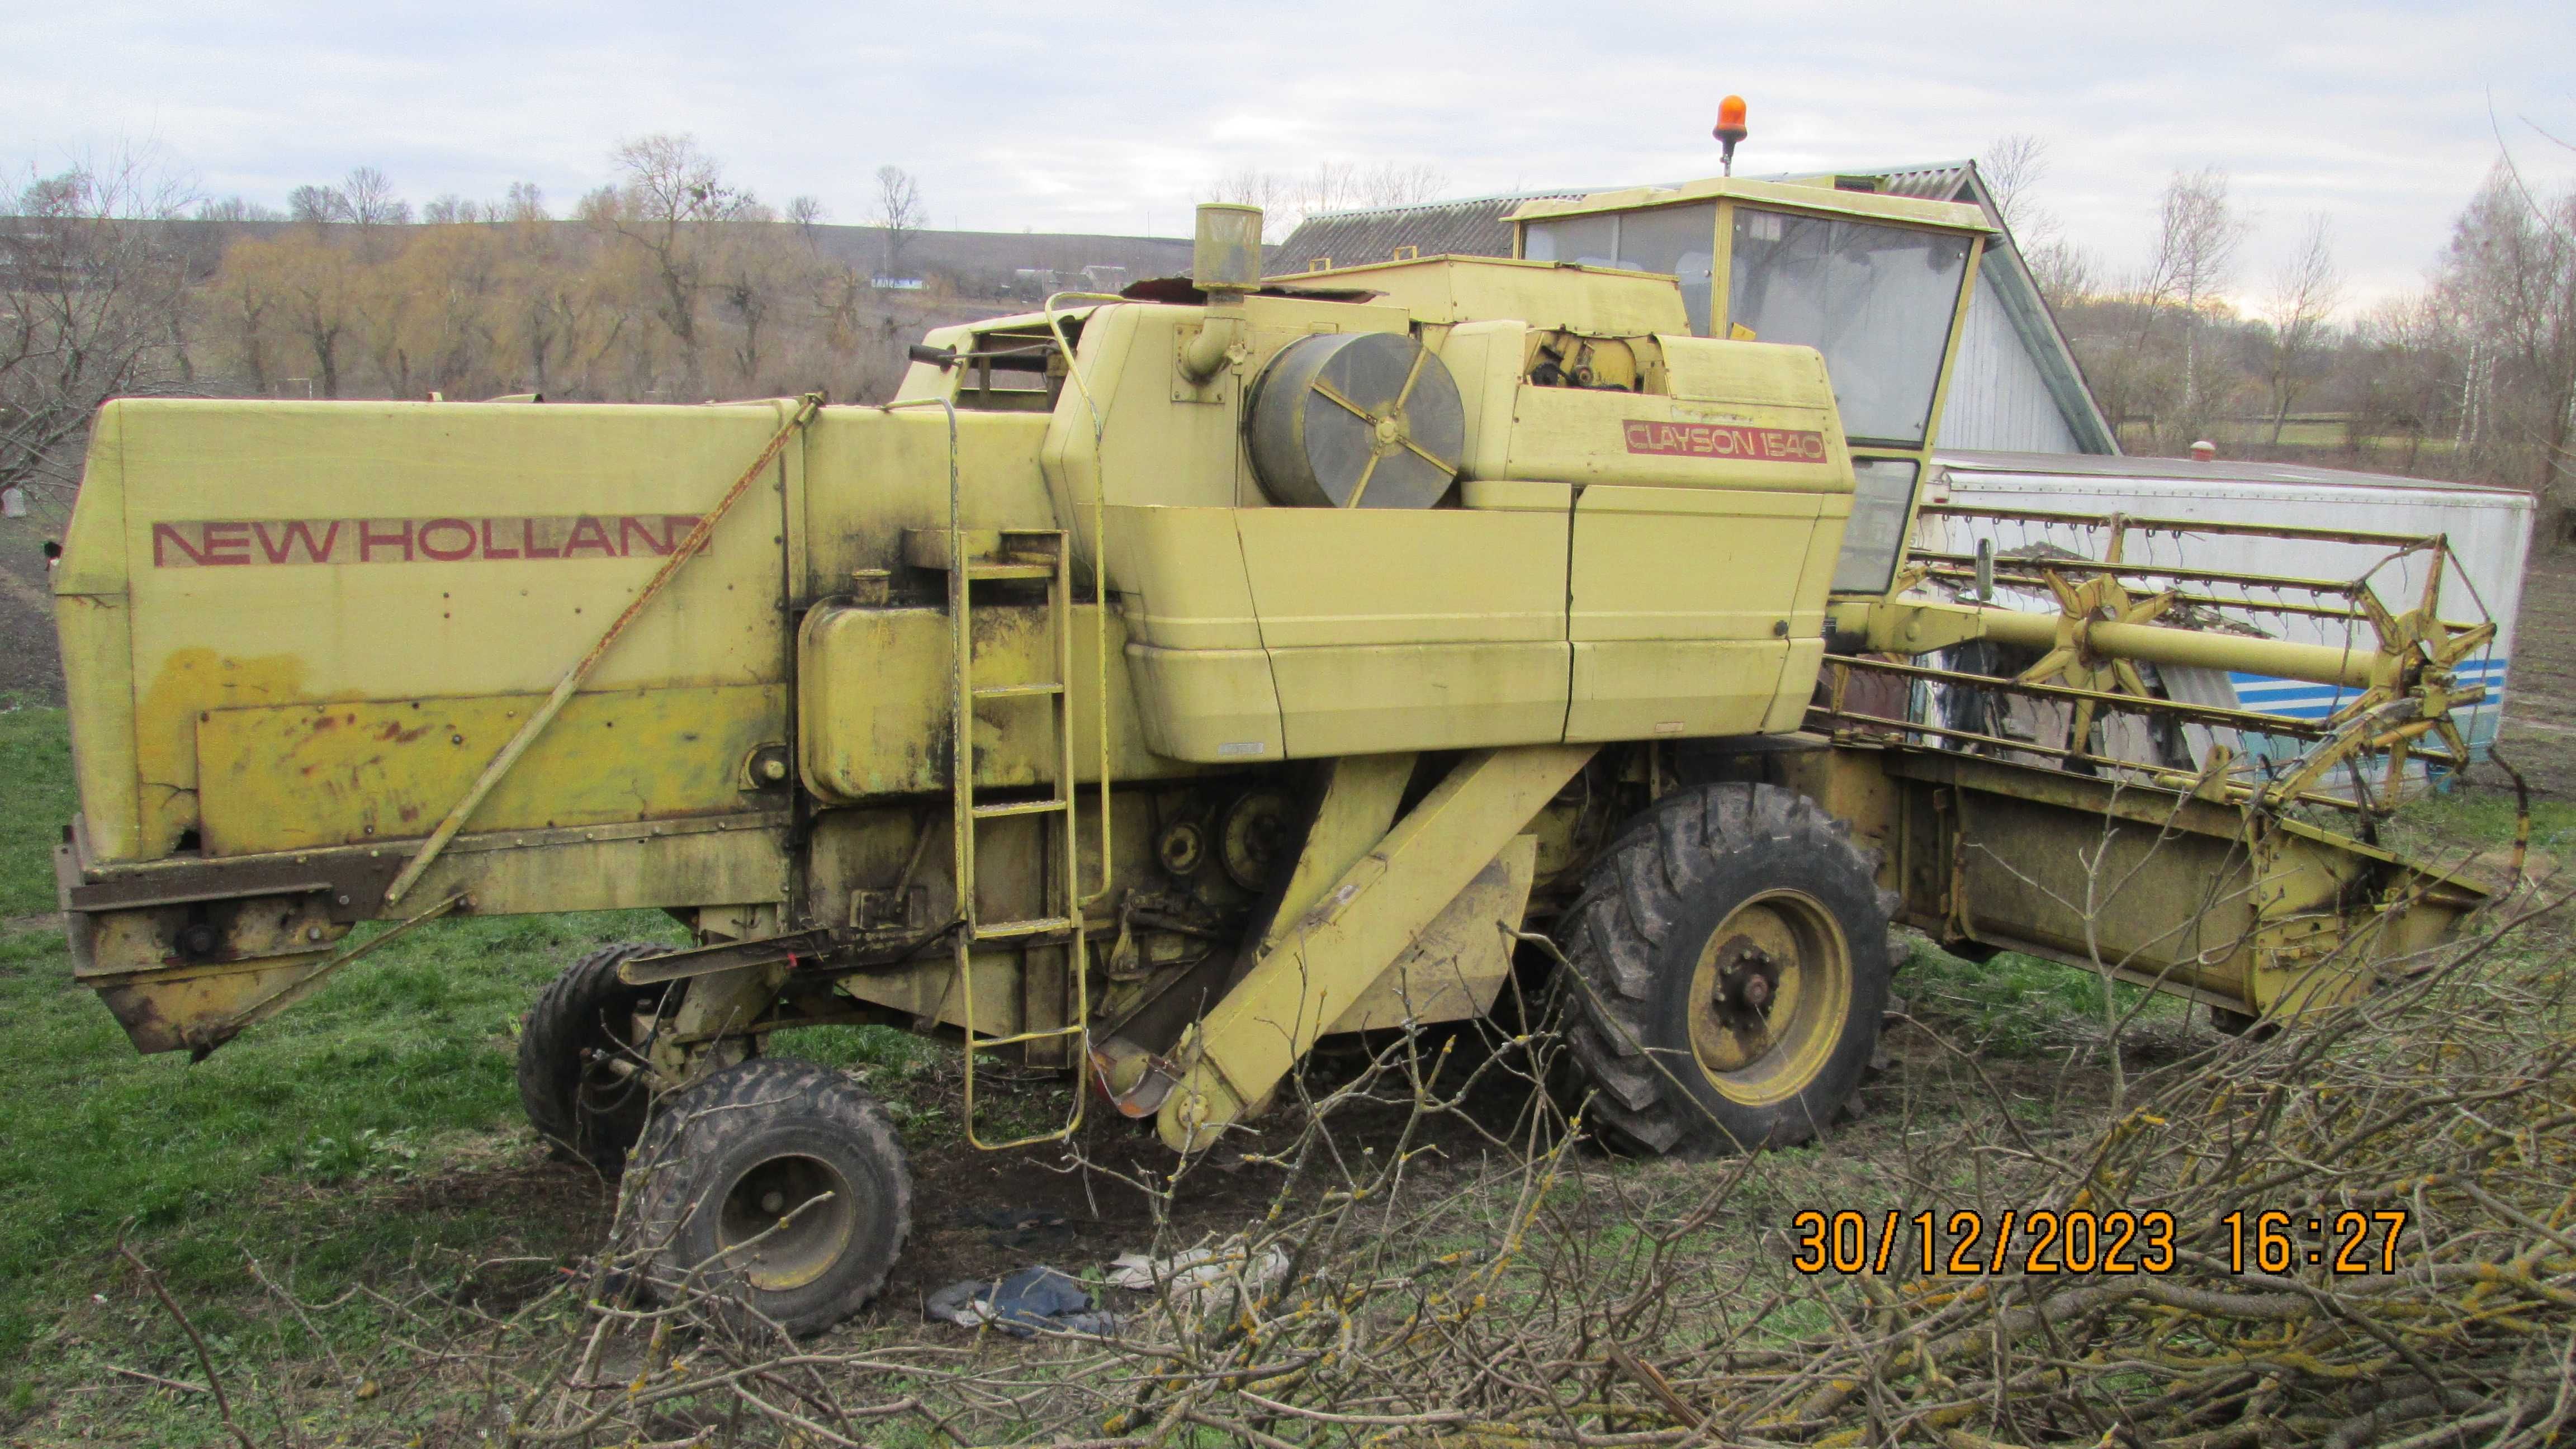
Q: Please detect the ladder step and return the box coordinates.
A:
[967,562,1057,581]
[972,798,1069,820]
[973,681,1066,699]
[973,915,1077,939]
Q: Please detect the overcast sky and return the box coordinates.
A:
[7,0,2571,312]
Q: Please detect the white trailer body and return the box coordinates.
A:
[1915,451,2532,792]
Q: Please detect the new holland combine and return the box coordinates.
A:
[51,167,2501,1330]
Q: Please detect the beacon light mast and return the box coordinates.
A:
[1714,94,1749,175]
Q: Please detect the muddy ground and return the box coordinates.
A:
[2500,543,2576,797]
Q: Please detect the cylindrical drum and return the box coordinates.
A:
[1245,332,1464,509]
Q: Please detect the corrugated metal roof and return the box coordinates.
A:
[1266,189,1585,274]
[1835,161,1977,202]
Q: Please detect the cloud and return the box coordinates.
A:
[7,0,2571,306]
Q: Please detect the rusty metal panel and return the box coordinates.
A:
[797,603,1199,801]
[195,685,785,855]
[1803,742,2487,1016]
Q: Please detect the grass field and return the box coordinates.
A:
[0,697,2546,1444]
[0,704,688,1427]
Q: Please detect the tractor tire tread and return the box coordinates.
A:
[518,941,673,1171]
[629,1058,912,1337]
[1560,783,1890,1157]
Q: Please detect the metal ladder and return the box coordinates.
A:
[946,518,1092,1149]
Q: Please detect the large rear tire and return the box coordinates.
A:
[1560,783,1893,1155]
[518,941,676,1172]
[630,1059,912,1337]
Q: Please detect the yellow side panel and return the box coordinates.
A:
[797,603,1205,801]
[1564,641,1787,742]
[1234,509,1568,648]
[98,399,797,860]
[1125,646,1285,764]
[54,405,143,861]
[195,685,784,854]
[798,409,1058,605]
[1271,642,1569,757]
[1763,639,1828,733]
[409,824,790,915]
[1104,505,1264,651]
[1443,323,1852,494]
[1570,485,1826,642]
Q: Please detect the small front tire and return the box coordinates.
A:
[629,1059,912,1337]
[518,941,676,1172]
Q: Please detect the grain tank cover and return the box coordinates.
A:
[1247,332,1465,508]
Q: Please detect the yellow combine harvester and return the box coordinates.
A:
[51,178,2494,1331]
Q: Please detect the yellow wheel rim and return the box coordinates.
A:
[1685,889,1853,1107]
[717,1153,858,1292]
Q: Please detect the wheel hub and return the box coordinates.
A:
[717,1153,858,1292]
[1711,935,1781,1022]
[1684,890,1854,1106]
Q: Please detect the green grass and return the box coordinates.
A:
[2384,785,2576,861]
[0,707,684,1414]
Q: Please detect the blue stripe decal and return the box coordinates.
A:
[2219,660,2508,760]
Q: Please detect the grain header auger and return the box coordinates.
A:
[51,178,2497,1332]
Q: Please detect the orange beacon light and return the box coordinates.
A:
[1714,95,1749,174]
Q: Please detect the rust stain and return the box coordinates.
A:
[133,648,311,856]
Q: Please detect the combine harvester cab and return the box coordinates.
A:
[49,181,2501,1333]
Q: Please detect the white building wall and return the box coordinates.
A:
[1935,276,2082,454]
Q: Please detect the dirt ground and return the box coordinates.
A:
[2499,543,2576,798]
[0,515,60,707]
[383,1007,2142,1348]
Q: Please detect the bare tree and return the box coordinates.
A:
[2436,169,2576,514]
[1982,132,2055,243]
[2025,236,2101,313]
[2260,215,2343,443]
[340,167,410,228]
[2345,294,2452,471]
[195,196,281,225]
[1357,160,1447,208]
[269,232,355,398]
[2145,167,2250,443]
[1208,165,1296,239]
[1210,160,1447,240]
[594,134,760,392]
[0,153,199,509]
[287,184,351,226]
[873,166,924,278]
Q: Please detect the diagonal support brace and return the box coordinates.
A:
[384,394,822,906]
[1156,744,1594,1152]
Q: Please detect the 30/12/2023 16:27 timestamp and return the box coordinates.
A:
[1789,1209,2409,1276]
